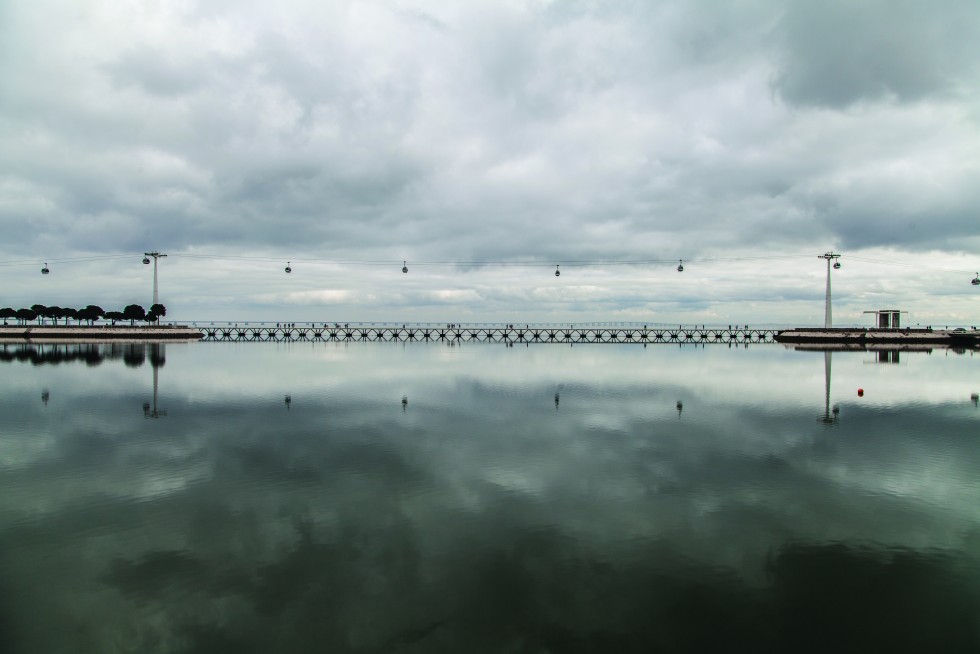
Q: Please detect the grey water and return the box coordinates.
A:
[1,341,978,653]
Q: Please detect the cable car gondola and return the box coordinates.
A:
[834,260,841,269]
[142,256,150,265]
[284,262,292,274]
[677,259,684,272]
[972,273,979,286]
[402,261,408,274]
[555,265,560,277]
[41,263,50,275]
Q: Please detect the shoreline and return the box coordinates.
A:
[775,327,979,346]
[0,325,203,341]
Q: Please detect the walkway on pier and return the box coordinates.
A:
[199,325,779,344]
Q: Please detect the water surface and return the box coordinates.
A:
[1,342,978,653]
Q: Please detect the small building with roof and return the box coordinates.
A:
[863,309,908,329]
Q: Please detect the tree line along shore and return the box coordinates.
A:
[1,303,166,326]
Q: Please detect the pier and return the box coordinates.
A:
[196,324,780,344]
[775,327,979,346]
[0,325,203,341]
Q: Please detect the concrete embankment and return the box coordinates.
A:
[775,328,979,346]
[0,325,203,341]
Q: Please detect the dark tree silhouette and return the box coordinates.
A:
[77,306,103,325]
[122,304,146,326]
[30,304,48,325]
[147,304,167,323]
[16,308,37,324]
[84,305,105,325]
[3,304,162,327]
[46,306,65,325]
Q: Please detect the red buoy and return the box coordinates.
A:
[857,388,864,397]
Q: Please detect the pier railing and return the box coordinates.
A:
[191,324,781,344]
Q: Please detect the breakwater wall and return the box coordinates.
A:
[775,328,979,346]
[0,325,203,341]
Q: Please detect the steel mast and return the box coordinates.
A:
[144,252,168,306]
[818,252,841,328]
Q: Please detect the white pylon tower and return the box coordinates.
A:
[144,252,167,306]
[818,252,841,328]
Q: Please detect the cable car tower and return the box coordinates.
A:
[143,252,167,306]
[818,252,841,328]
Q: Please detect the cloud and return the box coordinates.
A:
[771,0,980,108]
[1,0,978,322]
[106,48,212,97]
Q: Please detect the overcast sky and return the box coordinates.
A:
[1,0,978,324]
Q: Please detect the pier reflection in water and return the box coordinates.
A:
[0,342,978,653]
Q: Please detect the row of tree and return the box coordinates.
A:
[0,304,167,326]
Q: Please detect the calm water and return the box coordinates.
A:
[1,341,978,653]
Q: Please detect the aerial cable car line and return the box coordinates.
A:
[167,253,819,267]
[0,253,136,267]
[0,253,818,267]
[844,255,978,275]
[6,252,979,280]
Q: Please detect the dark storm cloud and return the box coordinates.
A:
[824,199,980,251]
[772,0,980,107]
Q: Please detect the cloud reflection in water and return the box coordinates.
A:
[0,342,977,652]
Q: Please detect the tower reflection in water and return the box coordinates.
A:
[822,351,840,424]
[143,344,167,419]
[809,345,968,422]
[0,342,170,416]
